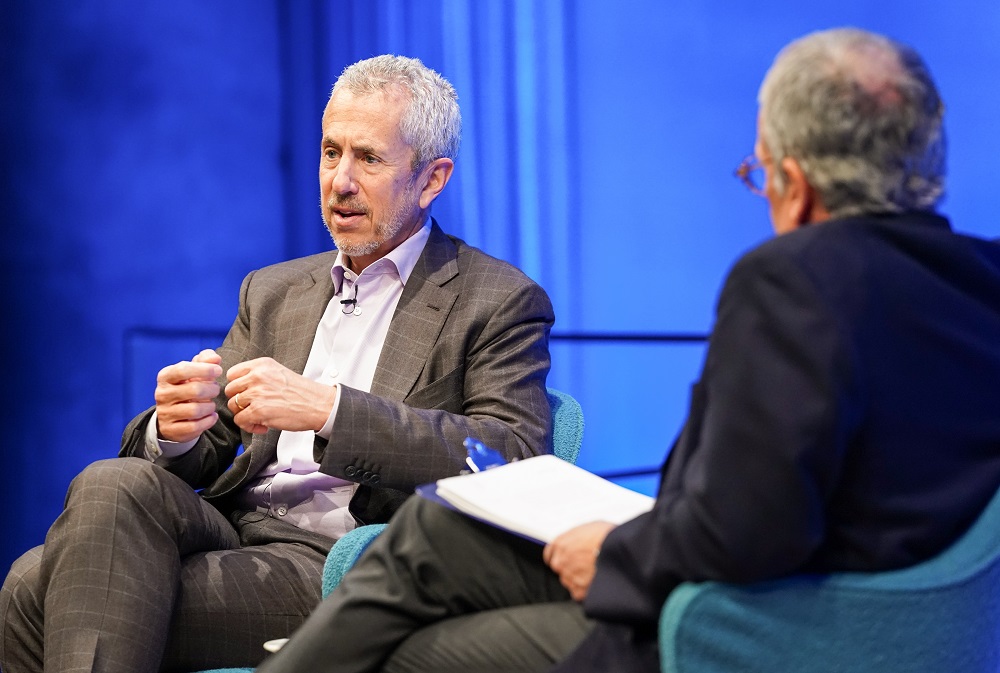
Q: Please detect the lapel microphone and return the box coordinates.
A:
[340,282,360,314]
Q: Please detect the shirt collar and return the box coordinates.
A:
[330,223,432,293]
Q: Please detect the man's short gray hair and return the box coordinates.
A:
[332,55,461,171]
[758,28,946,218]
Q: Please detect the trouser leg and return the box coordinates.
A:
[383,601,594,673]
[158,512,328,672]
[257,497,579,673]
[2,457,242,673]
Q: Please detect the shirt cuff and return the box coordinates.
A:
[144,411,199,460]
[316,384,340,441]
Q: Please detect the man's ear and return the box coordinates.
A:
[417,158,455,209]
[778,156,832,227]
[779,156,815,228]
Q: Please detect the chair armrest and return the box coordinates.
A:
[322,523,388,597]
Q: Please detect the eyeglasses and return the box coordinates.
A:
[735,154,766,197]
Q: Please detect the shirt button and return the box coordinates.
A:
[326,368,339,379]
[276,506,288,516]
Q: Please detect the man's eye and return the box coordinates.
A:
[324,149,339,160]
[363,154,380,165]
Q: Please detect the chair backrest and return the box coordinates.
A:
[547,387,584,465]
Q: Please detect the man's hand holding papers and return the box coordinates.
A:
[425,453,654,601]
[543,520,617,601]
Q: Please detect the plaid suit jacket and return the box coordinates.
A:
[121,221,555,526]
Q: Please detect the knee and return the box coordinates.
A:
[0,547,44,673]
[1,546,43,626]
[390,497,478,553]
[66,457,171,510]
[72,456,155,487]
[393,496,453,535]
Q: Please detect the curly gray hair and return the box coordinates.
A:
[758,28,946,217]
[331,55,461,172]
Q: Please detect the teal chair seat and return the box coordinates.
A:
[659,481,1000,672]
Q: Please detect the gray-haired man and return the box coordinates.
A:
[0,55,554,673]
[256,27,1000,673]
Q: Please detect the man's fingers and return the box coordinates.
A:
[230,407,268,435]
[154,379,220,406]
[157,360,223,386]
[192,348,222,365]
[226,358,260,382]
[226,356,279,383]
[156,402,219,443]
[158,400,218,424]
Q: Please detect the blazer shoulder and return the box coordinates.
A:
[730,215,900,283]
[449,235,544,293]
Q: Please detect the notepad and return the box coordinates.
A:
[419,454,655,544]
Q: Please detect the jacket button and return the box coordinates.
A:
[345,465,357,477]
[369,474,380,485]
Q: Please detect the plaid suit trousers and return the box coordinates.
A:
[0,457,330,673]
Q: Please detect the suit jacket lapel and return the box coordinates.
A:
[237,259,336,484]
[370,222,459,400]
[272,260,336,375]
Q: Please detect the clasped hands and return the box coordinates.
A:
[154,348,336,443]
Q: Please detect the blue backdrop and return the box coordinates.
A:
[3,0,999,573]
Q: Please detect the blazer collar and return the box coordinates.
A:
[273,254,337,376]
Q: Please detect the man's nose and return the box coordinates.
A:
[330,157,358,194]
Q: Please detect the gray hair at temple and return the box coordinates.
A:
[332,55,461,172]
[758,28,946,218]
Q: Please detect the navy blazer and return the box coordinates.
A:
[559,213,1000,672]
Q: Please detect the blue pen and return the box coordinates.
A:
[464,437,508,472]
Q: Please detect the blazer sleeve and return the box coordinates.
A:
[314,274,555,492]
[584,245,860,624]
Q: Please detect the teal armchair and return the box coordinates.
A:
[659,480,1000,672]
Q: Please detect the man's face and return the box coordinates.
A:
[319,88,424,269]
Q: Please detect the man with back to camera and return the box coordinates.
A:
[254,27,1000,673]
[0,55,556,672]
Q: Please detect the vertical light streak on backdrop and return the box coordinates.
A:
[512,0,542,281]
[440,0,483,254]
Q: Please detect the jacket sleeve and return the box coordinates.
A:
[314,276,554,493]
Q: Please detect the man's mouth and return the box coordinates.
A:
[330,205,368,224]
